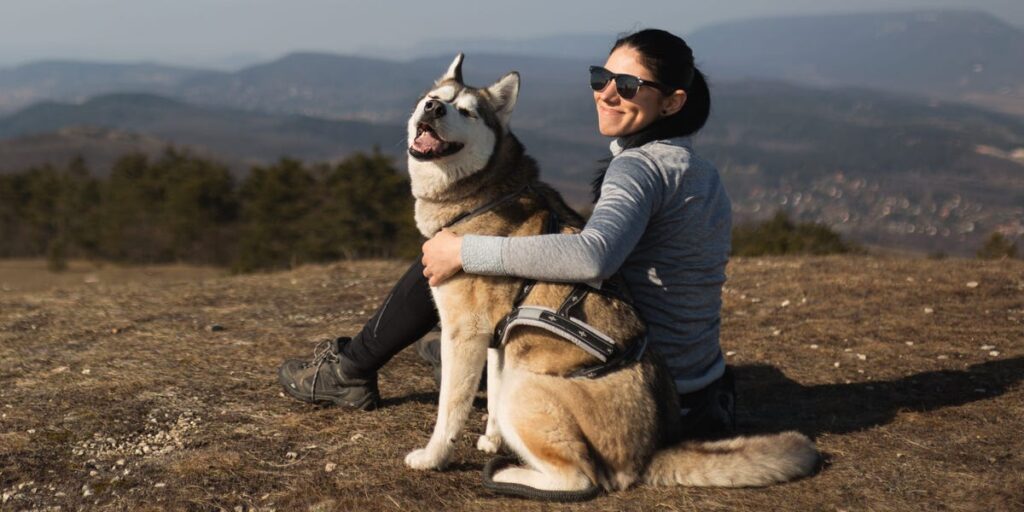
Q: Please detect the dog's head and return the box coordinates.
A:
[407,54,520,198]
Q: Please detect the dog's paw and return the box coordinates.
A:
[476,434,501,454]
[404,447,447,471]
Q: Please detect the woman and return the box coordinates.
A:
[279,28,735,437]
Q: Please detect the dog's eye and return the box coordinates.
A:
[457,107,475,118]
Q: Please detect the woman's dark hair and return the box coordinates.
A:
[592,28,711,202]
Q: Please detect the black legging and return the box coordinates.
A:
[339,258,437,377]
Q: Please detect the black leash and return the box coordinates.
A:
[442,184,532,230]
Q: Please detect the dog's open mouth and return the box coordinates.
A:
[410,123,464,160]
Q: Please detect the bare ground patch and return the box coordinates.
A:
[1,257,1021,511]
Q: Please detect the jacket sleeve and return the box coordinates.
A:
[461,152,664,282]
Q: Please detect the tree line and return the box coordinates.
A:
[0,148,421,272]
[2,147,1013,272]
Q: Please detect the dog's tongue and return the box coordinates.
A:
[412,130,445,153]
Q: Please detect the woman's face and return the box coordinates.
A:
[594,46,676,138]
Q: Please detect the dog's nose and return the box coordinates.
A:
[424,99,446,118]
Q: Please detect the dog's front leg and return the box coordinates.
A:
[476,347,503,453]
[405,326,489,470]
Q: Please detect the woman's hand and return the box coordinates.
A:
[422,229,463,286]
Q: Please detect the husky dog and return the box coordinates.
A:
[403,54,819,499]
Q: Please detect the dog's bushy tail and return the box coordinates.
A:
[643,431,819,487]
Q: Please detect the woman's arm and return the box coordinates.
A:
[460,153,664,283]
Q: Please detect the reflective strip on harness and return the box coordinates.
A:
[493,306,619,362]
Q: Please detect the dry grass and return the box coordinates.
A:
[1,256,1021,511]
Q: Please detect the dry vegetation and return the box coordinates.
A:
[1,256,1022,511]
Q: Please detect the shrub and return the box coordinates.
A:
[732,211,855,256]
[976,232,1018,260]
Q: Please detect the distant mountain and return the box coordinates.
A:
[176,52,594,126]
[0,60,211,114]
[688,10,1024,114]
[2,75,1022,255]
[369,10,1024,116]
[0,93,407,169]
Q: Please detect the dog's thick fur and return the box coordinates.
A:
[403,54,819,494]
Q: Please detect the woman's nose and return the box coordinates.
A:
[595,81,618,102]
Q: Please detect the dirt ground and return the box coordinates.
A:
[1,256,1021,511]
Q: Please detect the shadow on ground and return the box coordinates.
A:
[735,357,1024,437]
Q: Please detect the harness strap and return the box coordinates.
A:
[567,334,648,379]
[486,188,648,379]
[492,306,619,362]
[557,283,591,317]
[443,184,531,230]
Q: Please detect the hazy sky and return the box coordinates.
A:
[2,0,1022,68]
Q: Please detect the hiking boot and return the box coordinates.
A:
[679,366,736,439]
[278,337,380,410]
[415,335,486,391]
[416,335,443,386]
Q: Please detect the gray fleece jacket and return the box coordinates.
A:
[461,136,732,393]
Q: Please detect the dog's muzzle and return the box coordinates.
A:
[409,121,464,161]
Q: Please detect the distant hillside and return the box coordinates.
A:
[372,10,1024,116]
[0,60,210,114]
[0,93,407,168]
[698,81,1024,254]
[689,10,1024,114]
[0,126,206,176]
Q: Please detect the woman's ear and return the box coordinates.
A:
[661,89,687,116]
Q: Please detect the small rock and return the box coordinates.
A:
[923,307,934,314]
[937,355,949,360]
[350,433,364,442]
[1,492,11,504]
[989,350,1000,357]
[324,462,338,473]
[966,281,979,288]
[771,329,781,336]
[27,429,36,434]
[980,345,995,350]
[285,451,298,459]
[857,354,867,361]
[82,369,91,375]
[809,344,819,349]
[780,300,791,307]
[725,350,737,357]
[82,485,93,497]
[206,324,224,332]
[905,341,914,346]
[154,482,166,488]
[844,348,852,353]
[833,362,841,368]
[89,470,98,477]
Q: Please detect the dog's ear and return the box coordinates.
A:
[486,71,520,125]
[438,53,464,84]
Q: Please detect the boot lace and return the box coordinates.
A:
[308,338,341,402]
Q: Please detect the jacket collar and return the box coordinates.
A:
[609,136,692,156]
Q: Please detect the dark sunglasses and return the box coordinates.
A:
[589,65,672,99]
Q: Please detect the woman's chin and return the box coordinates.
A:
[598,123,624,137]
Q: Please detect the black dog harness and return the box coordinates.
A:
[443,184,647,379]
